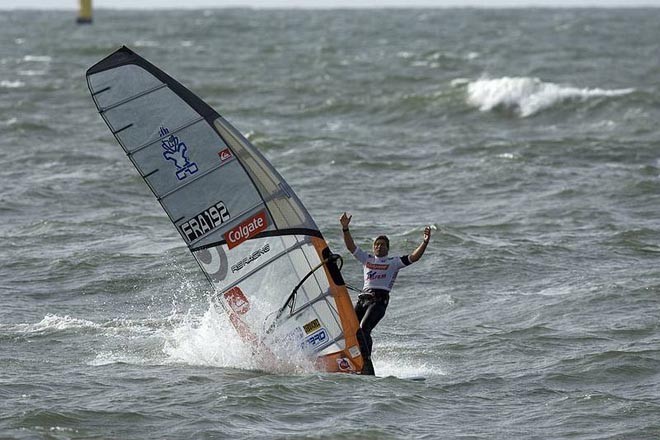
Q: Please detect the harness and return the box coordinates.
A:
[357,288,390,306]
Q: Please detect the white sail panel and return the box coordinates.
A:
[214,118,313,231]
[89,64,162,110]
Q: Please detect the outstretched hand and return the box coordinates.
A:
[340,212,352,229]
[423,226,431,243]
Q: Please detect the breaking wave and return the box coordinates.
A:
[16,314,100,335]
[464,76,635,117]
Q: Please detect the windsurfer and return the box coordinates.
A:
[339,212,431,375]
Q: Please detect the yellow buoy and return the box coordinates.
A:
[77,0,92,24]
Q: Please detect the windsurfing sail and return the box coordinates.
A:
[86,46,364,373]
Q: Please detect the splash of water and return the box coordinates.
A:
[163,302,255,369]
[162,300,318,374]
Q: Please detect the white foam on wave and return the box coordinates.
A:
[22,287,430,377]
[88,351,155,367]
[22,309,434,378]
[464,76,634,117]
[1,80,25,89]
[374,340,446,379]
[374,352,444,379]
[134,40,159,48]
[23,55,51,63]
[18,69,46,77]
[20,314,100,334]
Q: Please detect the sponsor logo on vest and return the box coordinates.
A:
[223,286,250,315]
[366,271,387,281]
[366,262,389,270]
[180,201,230,243]
[218,148,233,162]
[224,211,268,249]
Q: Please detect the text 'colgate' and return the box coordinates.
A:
[224,211,268,249]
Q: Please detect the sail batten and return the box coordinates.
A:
[87,46,364,374]
[91,86,111,96]
[112,123,133,135]
[98,83,167,113]
[129,116,205,156]
[189,227,322,252]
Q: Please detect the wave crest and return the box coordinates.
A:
[465,76,634,117]
[16,314,100,335]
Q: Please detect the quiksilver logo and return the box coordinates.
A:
[219,148,233,162]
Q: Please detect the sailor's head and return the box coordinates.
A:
[373,235,390,257]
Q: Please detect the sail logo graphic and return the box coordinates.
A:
[305,328,328,348]
[336,357,354,372]
[196,246,228,283]
[224,211,269,249]
[231,243,270,273]
[303,319,321,334]
[159,126,198,180]
[218,148,233,162]
[223,286,250,315]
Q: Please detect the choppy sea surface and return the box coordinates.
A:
[1,8,660,439]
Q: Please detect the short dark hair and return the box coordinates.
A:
[374,235,390,248]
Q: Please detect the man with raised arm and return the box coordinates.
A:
[340,212,431,375]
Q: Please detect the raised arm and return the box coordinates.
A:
[340,212,356,254]
[409,226,431,263]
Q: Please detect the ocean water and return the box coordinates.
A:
[1,8,660,439]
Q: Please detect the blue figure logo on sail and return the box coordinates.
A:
[159,126,198,180]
